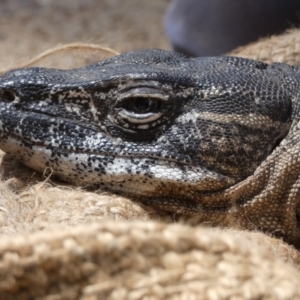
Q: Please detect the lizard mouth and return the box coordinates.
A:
[0,129,237,194]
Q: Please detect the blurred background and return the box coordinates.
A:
[0,0,170,69]
[0,0,299,69]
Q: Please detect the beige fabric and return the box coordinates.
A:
[1,222,300,300]
[229,29,300,65]
[1,29,300,299]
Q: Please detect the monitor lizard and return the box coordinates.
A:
[0,49,299,245]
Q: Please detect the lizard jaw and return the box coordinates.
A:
[0,134,237,197]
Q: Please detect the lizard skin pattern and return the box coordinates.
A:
[0,50,299,245]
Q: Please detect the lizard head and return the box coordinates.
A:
[0,49,293,212]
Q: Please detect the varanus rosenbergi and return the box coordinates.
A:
[0,50,299,245]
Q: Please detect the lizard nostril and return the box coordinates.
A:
[1,90,16,102]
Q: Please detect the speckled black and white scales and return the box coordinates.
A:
[0,50,300,245]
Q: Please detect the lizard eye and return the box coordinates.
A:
[115,87,169,125]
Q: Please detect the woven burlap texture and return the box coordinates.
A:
[1,29,300,300]
[1,222,300,300]
[230,29,300,65]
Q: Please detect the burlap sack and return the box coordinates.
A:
[1,29,300,299]
[230,29,300,65]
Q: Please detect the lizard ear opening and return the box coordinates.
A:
[271,134,286,152]
[271,136,284,152]
[271,126,290,153]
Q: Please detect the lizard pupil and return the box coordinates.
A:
[130,97,158,113]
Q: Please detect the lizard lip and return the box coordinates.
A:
[0,131,195,168]
[0,132,237,191]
